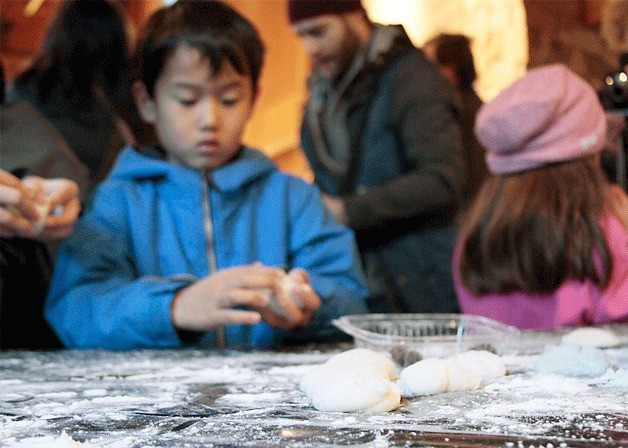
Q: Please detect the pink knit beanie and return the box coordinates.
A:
[475,64,607,175]
[287,0,364,24]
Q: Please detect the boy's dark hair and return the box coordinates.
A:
[424,33,476,89]
[134,0,265,97]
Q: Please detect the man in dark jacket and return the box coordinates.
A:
[287,0,466,313]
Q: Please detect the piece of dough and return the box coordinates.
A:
[399,352,495,396]
[442,359,481,392]
[561,327,621,348]
[398,358,449,396]
[324,348,397,380]
[300,348,401,412]
[447,350,507,382]
[267,276,311,319]
[301,367,401,412]
[534,344,611,377]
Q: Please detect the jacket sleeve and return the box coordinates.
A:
[283,179,369,341]
[45,183,190,349]
[343,54,465,231]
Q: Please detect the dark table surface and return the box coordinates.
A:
[1,328,627,448]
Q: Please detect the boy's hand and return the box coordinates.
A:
[170,262,284,332]
[259,268,322,329]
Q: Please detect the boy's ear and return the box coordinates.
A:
[132,80,157,124]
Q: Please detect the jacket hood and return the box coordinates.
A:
[108,145,277,193]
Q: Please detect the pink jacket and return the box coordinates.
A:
[454,212,628,330]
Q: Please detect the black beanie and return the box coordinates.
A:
[287,0,364,24]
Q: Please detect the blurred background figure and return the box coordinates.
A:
[1,60,82,350]
[288,0,465,315]
[5,0,141,191]
[454,64,628,331]
[0,0,139,349]
[423,33,489,207]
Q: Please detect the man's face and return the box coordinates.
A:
[134,45,254,170]
[292,14,363,83]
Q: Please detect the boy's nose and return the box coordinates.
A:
[199,98,220,129]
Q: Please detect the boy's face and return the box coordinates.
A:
[134,45,254,170]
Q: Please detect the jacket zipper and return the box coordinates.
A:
[201,171,225,348]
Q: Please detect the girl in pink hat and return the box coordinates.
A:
[454,64,628,330]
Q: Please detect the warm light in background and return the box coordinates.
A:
[146,0,529,176]
[363,0,529,101]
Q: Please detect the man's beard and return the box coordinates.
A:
[315,19,364,84]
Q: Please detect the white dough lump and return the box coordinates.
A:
[398,350,506,396]
[449,350,507,382]
[534,344,611,377]
[398,358,449,396]
[561,327,621,348]
[300,348,401,413]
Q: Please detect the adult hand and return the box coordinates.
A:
[0,169,43,238]
[23,177,80,239]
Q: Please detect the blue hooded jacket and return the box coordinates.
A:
[45,146,368,349]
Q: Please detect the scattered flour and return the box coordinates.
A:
[217,392,286,405]
[4,431,84,448]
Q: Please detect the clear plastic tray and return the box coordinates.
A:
[332,313,522,366]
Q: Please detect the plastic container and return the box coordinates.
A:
[332,313,522,366]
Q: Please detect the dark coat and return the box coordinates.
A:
[300,25,465,313]
[0,101,89,349]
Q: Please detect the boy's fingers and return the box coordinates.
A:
[223,288,269,308]
[294,284,321,312]
[219,309,261,325]
[238,269,285,291]
[271,290,302,322]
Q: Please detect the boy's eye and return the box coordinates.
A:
[178,97,197,106]
[221,94,240,106]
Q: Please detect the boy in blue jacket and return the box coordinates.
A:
[45,0,369,349]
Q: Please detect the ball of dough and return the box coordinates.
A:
[324,348,397,380]
[561,327,621,348]
[442,359,481,392]
[267,275,314,319]
[534,344,611,377]
[447,350,507,383]
[398,358,449,396]
[300,348,402,412]
[300,364,401,412]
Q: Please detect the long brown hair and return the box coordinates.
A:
[458,156,615,294]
